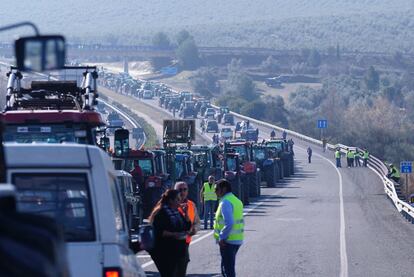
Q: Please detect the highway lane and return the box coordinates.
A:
[99,89,347,275]
[144,149,342,276]
[100,87,414,276]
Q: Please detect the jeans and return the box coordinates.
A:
[308,155,312,163]
[364,158,368,167]
[204,200,216,229]
[220,243,241,277]
[336,158,341,168]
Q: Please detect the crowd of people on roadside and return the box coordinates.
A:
[147,176,243,277]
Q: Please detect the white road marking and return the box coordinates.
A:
[297,146,348,277]
[137,255,151,258]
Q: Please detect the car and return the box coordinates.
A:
[142,90,154,99]
[204,108,216,119]
[220,127,233,140]
[5,143,147,277]
[223,113,235,125]
[206,120,219,133]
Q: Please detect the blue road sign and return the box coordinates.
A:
[400,161,412,174]
[317,119,328,129]
[161,67,178,75]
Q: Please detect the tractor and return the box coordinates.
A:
[265,139,294,178]
[223,153,245,202]
[224,140,261,203]
[252,144,281,187]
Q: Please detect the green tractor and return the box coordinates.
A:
[190,144,223,181]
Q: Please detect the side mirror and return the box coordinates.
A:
[114,129,130,157]
[15,35,66,71]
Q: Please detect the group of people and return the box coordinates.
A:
[269,129,287,140]
[212,134,220,144]
[332,148,369,168]
[148,176,244,277]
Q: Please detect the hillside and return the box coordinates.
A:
[0,0,413,52]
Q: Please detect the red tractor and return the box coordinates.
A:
[224,140,261,204]
[113,148,168,219]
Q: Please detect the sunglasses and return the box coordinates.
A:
[178,188,188,192]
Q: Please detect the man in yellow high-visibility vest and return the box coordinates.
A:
[214,179,244,277]
[200,175,217,229]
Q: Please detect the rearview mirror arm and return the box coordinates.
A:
[0,21,40,36]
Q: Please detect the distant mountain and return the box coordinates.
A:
[0,0,413,52]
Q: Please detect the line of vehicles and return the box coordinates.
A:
[98,70,296,205]
[0,34,295,275]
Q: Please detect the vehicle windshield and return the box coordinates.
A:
[175,160,185,178]
[226,157,237,171]
[253,148,266,160]
[4,124,92,144]
[125,158,154,176]
[12,173,95,242]
[230,145,248,161]
[266,141,284,151]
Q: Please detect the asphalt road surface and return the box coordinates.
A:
[100,88,414,277]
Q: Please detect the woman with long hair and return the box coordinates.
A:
[149,189,192,277]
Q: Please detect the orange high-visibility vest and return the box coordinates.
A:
[178,200,196,244]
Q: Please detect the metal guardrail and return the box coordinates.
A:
[223,106,414,223]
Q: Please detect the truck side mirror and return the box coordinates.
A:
[15,35,66,71]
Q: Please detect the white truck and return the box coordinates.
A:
[5,143,146,277]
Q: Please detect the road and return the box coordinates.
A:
[99,99,144,149]
[99,88,414,277]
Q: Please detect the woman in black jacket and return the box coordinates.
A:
[149,189,192,277]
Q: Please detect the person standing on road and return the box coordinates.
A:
[322,138,327,153]
[214,179,244,277]
[354,150,361,167]
[200,175,217,230]
[270,129,276,139]
[346,148,352,168]
[307,146,312,163]
[175,182,200,277]
[363,149,369,167]
[349,150,355,167]
[335,149,342,168]
[282,130,287,140]
[149,189,192,277]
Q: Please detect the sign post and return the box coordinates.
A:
[317,119,328,151]
[400,161,412,199]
